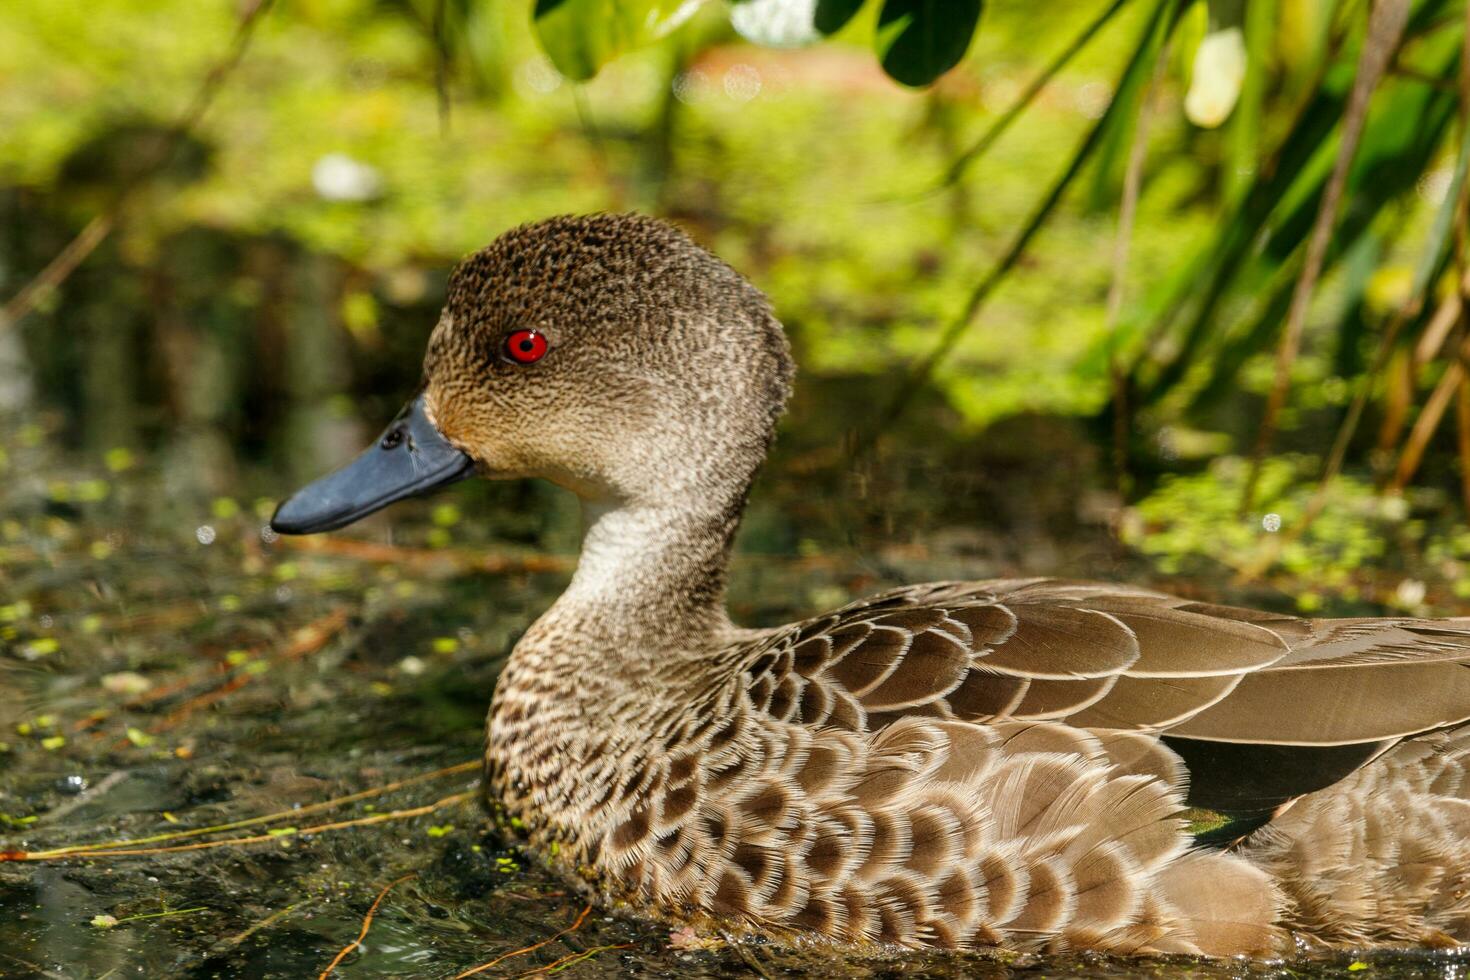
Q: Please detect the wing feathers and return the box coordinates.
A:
[1009,675,1117,719]
[759,580,1470,751]
[1080,598,1288,676]
[1068,673,1244,730]
[859,627,972,711]
[976,605,1139,679]
[1274,618,1470,668]
[1170,662,1470,745]
[713,578,1470,953]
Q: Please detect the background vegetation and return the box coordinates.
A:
[3,0,1467,610]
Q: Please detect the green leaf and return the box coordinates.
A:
[873,0,982,87]
[1223,0,1271,201]
[814,0,867,34]
[531,0,703,82]
[1085,0,1180,212]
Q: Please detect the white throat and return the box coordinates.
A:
[550,495,740,647]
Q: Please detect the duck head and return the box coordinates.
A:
[271,213,793,536]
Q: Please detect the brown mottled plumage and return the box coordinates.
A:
[391,215,1470,954]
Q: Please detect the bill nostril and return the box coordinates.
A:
[381,428,405,450]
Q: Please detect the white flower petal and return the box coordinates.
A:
[1184,26,1246,129]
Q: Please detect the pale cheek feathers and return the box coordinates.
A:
[423,385,509,469]
[423,381,608,484]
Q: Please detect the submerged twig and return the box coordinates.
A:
[214,897,316,952]
[4,792,472,862]
[452,904,594,979]
[103,906,209,926]
[1240,0,1412,514]
[512,944,633,978]
[5,767,474,861]
[0,952,68,980]
[317,873,416,979]
[34,770,127,827]
[720,930,775,980]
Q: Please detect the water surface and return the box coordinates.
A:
[2,414,1467,979]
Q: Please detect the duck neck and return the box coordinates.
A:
[487,488,750,830]
[547,491,746,652]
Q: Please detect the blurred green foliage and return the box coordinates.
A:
[0,0,1203,429]
[0,0,1466,590]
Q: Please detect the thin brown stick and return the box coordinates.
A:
[120,607,348,716]
[316,873,416,979]
[1395,151,1470,497]
[1106,29,1172,498]
[20,760,475,858]
[1364,134,1470,501]
[1455,378,1470,516]
[124,664,223,710]
[4,791,472,862]
[0,0,276,330]
[1413,288,1465,363]
[1452,0,1470,518]
[1377,347,1416,454]
[451,905,594,979]
[148,674,251,731]
[1233,291,1462,583]
[0,215,115,328]
[1388,340,1469,492]
[215,898,316,951]
[1240,0,1412,514]
[511,944,634,978]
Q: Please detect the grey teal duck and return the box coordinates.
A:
[273,213,1470,956]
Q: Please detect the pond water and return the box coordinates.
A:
[3,406,1469,980]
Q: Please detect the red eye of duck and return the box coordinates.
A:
[505,329,548,364]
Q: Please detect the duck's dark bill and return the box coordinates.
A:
[270,395,474,535]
